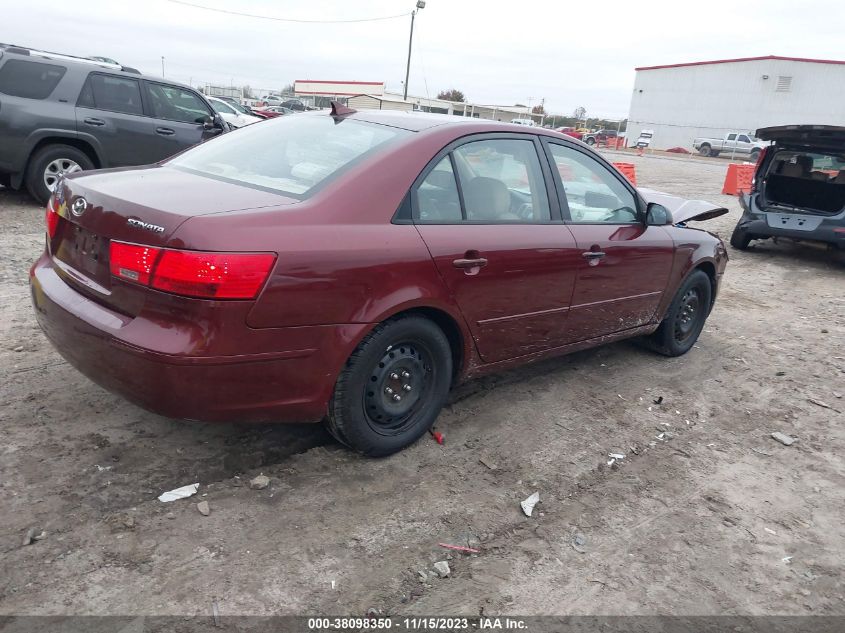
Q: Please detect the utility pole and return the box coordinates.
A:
[161,56,165,77]
[403,1,426,101]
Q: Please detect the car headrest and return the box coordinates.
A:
[463,177,510,220]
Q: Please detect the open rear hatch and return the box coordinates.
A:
[755,126,845,216]
[48,166,295,315]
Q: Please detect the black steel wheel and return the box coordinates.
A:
[327,316,452,456]
[730,224,753,250]
[642,270,712,357]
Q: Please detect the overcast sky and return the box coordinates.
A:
[4,0,843,118]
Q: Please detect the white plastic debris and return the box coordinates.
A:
[607,452,625,466]
[770,432,795,446]
[158,483,199,503]
[520,492,540,517]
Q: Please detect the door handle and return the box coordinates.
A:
[581,251,606,259]
[452,257,488,269]
[156,127,175,136]
[83,117,105,126]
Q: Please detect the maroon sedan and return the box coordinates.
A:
[31,105,728,456]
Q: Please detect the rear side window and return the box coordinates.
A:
[0,60,66,99]
[78,74,143,115]
[168,115,408,197]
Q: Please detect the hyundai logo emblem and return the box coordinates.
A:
[71,198,87,217]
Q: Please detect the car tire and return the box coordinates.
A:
[698,144,711,157]
[729,224,753,250]
[585,137,596,146]
[643,270,712,357]
[25,145,94,205]
[750,149,761,163]
[326,316,453,457]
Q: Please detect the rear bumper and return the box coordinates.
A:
[736,196,845,247]
[30,252,370,423]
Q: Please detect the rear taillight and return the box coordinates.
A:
[45,196,60,238]
[110,242,161,285]
[750,147,769,193]
[108,241,276,300]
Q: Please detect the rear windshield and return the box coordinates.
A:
[0,59,66,99]
[768,150,845,177]
[168,115,408,197]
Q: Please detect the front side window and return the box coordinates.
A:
[145,83,210,124]
[79,74,143,115]
[168,115,408,197]
[452,139,551,222]
[738,135,750,143]
[0,60,66,99]
[548,143,638,224]
[727,134,737,141]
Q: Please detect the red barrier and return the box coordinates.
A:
[613,162,637,186]
[722,164,755,195]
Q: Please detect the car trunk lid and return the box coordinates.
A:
[49,166,296,313]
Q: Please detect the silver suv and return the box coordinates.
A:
[0,43,227,203]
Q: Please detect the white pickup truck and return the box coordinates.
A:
[692,132,769,160]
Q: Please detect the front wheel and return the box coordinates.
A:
[585,137,596,146]
[643,270,712,357]
[326,316,453,457]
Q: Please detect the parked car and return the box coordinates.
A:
[253,105,295,118]
[582,129,618,146]
[693,132,769,160]
[280,98,308,112]
[0,43,227,203]
[729,125,845,255]
[207,96,263,128]
[258,94,283,106]
[510,118,535,126]
[30,106,728,457]
[555,127,583,140]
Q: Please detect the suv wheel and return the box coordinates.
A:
[326,316,453,457]
[26,145,94,205]
[585,137,596,145]
[730,224,753,250]
[643,270,712,357]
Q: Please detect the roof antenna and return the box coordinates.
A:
[330,100,356,117]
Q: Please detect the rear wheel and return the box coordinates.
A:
[698,144,712,157]
[730,224,753,250]
[644,270,712,357]
[326,316,453,457]
[25,144,94,205]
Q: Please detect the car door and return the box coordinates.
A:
[75,72,161,166]
[412,135,582,364]
[736,134,751,154]
[544,139,674,342]
[141,81,219,161]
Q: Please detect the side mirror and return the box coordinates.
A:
[646,202,673,225]
[202,115,215,130]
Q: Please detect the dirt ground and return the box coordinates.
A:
[1,152,843,619]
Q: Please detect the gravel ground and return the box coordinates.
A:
[1,152,843,618]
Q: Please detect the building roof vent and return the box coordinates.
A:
[775,76,793,92]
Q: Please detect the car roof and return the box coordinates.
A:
[0,43,193,89]
[336,109,545,134]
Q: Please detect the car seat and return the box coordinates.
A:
[463,177,517,221]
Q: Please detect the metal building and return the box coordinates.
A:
[626,55,845,150]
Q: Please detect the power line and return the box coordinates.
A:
[167,0,411,24]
